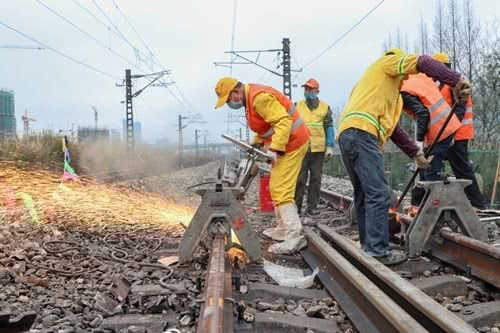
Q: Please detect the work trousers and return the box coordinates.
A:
[295,151,325,212]
[269,141,309,206]
[447,139,487,209]
[339,128,390,257]
[412,135,453,206]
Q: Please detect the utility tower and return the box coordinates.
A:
[214,37,299,100]
[118,69,171,156]
[21,110,36,136]
[178,115,206,167]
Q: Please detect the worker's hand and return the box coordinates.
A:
[415,141,425,150]
[453,77,472,103]
[251,142,264,149]
[415,151,433,169]
[325,147,334,161]
[267,148,284,164]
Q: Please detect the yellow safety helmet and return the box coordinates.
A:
[384,48,406,57]
[433,52,451,65]
[214,77,239,108]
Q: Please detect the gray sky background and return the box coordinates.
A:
[0,0,498,144]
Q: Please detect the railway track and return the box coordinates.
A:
[195,189,500,333]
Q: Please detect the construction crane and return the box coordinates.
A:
[21,110,36,135]
[92,106,98,129]
[0,44,44,50]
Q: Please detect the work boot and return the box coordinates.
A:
[268,203,306,254]
[375,250,407,266]
[306,207,320,216]
[263,208,287,241]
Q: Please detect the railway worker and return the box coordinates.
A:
[214,77,310,254]
[401,71,463,207]
[433,52,488,210]
[294,78,335,216]
[337,48,470,266]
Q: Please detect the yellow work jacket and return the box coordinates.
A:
[296,99,329,152]
[338,53,419,145]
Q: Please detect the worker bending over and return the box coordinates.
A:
[401,72,462,207]
[337,48,469,266]
[214,77,310,254]
[295,78,335,216]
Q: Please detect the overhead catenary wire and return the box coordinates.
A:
[0,19,121,80]
[72,0,196,116]
[301,0,386,69]
[107,0,199,116]
[35,0,141,72]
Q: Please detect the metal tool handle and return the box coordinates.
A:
[393,101,459,211]
[221,134,275,161]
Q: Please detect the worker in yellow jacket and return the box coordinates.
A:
[295,78,335,216]
[337,48,470,266]
[214,77,310,254]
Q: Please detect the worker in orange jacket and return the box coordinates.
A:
[401,72,462,206]
[214,77,310,254]
[433,53,488,209]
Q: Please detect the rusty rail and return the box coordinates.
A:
[196,233,233,333]
[320,189,500,289]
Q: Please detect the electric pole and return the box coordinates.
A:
[214,37,300,99]
[178,115,188,167]
[195,129,205,161]
[282,38,292,99]
[118,69,172,156]
[125,69,134,154]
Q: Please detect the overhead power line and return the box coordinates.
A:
[36,0,140,70]
[0,19,121,80]
[301,0,386,69]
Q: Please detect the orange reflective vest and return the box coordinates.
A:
[401,73,461,145]
[440,85,474,140]
[246,84,310,153]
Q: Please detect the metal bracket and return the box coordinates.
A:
[405,179,487,258]
[178,178,261,263]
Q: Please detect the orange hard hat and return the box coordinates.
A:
[302,79,320,89]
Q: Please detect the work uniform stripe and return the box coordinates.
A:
[428,97,446,113]
[429,107,451,124]
[398,55,409,76]
[341,112,386,137]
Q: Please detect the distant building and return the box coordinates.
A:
[109,129,121,143]
[122,119,142,143]
[0,89,16,137]
[78,127,109,142]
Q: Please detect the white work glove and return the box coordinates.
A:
[325,147,334,161]
[453,77,472,103]
[267,150,278,162]
[415,141,424,150]
[415,150,433,169]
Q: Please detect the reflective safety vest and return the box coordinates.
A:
[440,85,474,140]
[246,84,310,153]
[401,73,461,145]
[296,99,329,152]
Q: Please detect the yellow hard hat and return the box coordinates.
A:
[214,77,239,108]
[433,52,450,65]
[384,48,406,57]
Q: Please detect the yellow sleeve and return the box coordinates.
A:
[253,92,292,152]
[381,54,419,77]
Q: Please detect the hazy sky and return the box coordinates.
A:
[0,0,498,144]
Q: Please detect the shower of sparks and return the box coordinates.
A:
[0,161,194,233]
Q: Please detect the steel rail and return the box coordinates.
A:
[320,188,500,288]
[303,228,428,333]
[317,225,477,333]
[196,233,233,333]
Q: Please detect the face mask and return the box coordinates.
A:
[304,92,318,100]
[227,100,244,109]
